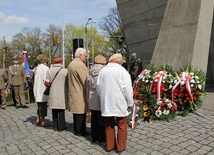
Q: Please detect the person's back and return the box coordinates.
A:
[98,63,132,116]
[67,47,89,136]
[46,63,68,109]
[86,55,106,143]
[97,53,133,153]
[45,57,68,131]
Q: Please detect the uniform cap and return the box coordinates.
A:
[12,56,18,60]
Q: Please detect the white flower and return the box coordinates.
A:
[174,79,178,83]
[190,79,195,83]
[190,84,194,87]
[157,100,163,105]
[198,84,202,90]
[169,85,172,89]
[165,99,170,103]
[167,103,172,108]
[180,81,185,85]
[155,109,162,117]
[163,109,170,115]
[190,72,194,76]
[195,76,199,79]
[162,81,165,83]
[145,80,149,83]
[196,81,200,83]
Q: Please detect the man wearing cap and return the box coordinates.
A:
[97,53,133,153]
[8,56,28,109]
[130,50,143,84]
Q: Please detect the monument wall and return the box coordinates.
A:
[116,0,214,88]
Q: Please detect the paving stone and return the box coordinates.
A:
[0,92,214,155]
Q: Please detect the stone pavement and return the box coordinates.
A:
[0,91,214,155]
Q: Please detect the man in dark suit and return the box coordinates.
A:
[8,56,28,109]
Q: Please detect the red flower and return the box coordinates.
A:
[139,96,145,101]
[179,101,183,105]
[196,90,200,95]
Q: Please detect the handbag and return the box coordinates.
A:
[43,86,50,95]
[43,67,63,95]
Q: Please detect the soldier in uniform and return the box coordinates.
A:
[130,50,143,84]
[0,68,8,109]
[8,56,29,109]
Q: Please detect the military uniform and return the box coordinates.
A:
[8,57,28,108]
[130,57,142,83]
[0,68,8,109]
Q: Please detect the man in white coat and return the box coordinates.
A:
[97,53,133,153]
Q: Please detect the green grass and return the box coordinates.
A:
[6,91,30,106]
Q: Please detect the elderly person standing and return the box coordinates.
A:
[33,54,49,127]
[68,48,89,136]
[86,55,106,143]
[0,68,8,109]
[45,57,68,132]
[97,53,133,153]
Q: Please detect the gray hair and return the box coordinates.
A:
[109,53,123,65]
[74,48,87,57]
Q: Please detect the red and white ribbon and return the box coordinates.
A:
[171,72,193,102]
[172,76,181,102]
[153,71,167,99]
[131,99,137,129]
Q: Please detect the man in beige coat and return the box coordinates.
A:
[8,56,28,109]
[68,48,89,136]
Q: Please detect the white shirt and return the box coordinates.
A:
[97,63,133,117]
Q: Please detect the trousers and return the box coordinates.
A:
[103,116,127,152]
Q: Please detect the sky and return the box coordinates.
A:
[0,0,117,42]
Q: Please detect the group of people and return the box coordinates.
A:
[0,47,143,153]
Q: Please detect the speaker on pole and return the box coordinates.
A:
[73,38,84,57]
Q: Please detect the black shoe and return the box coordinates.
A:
[115,149,125,154]
[81,131,90,137]
[106,149,114,152]
[22,105,29,108]
[16,106,21,109]
[1,107,6,110]
[92,138,98,143]
[98,137,105,143]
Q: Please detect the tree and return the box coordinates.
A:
[11,27,45,66]
[99,7,130,70]
[64,23,107,66]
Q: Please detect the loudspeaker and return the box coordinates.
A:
[73,38,84,57]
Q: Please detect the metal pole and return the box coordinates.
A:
[62,21,65,67]
[91,19,94,65]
